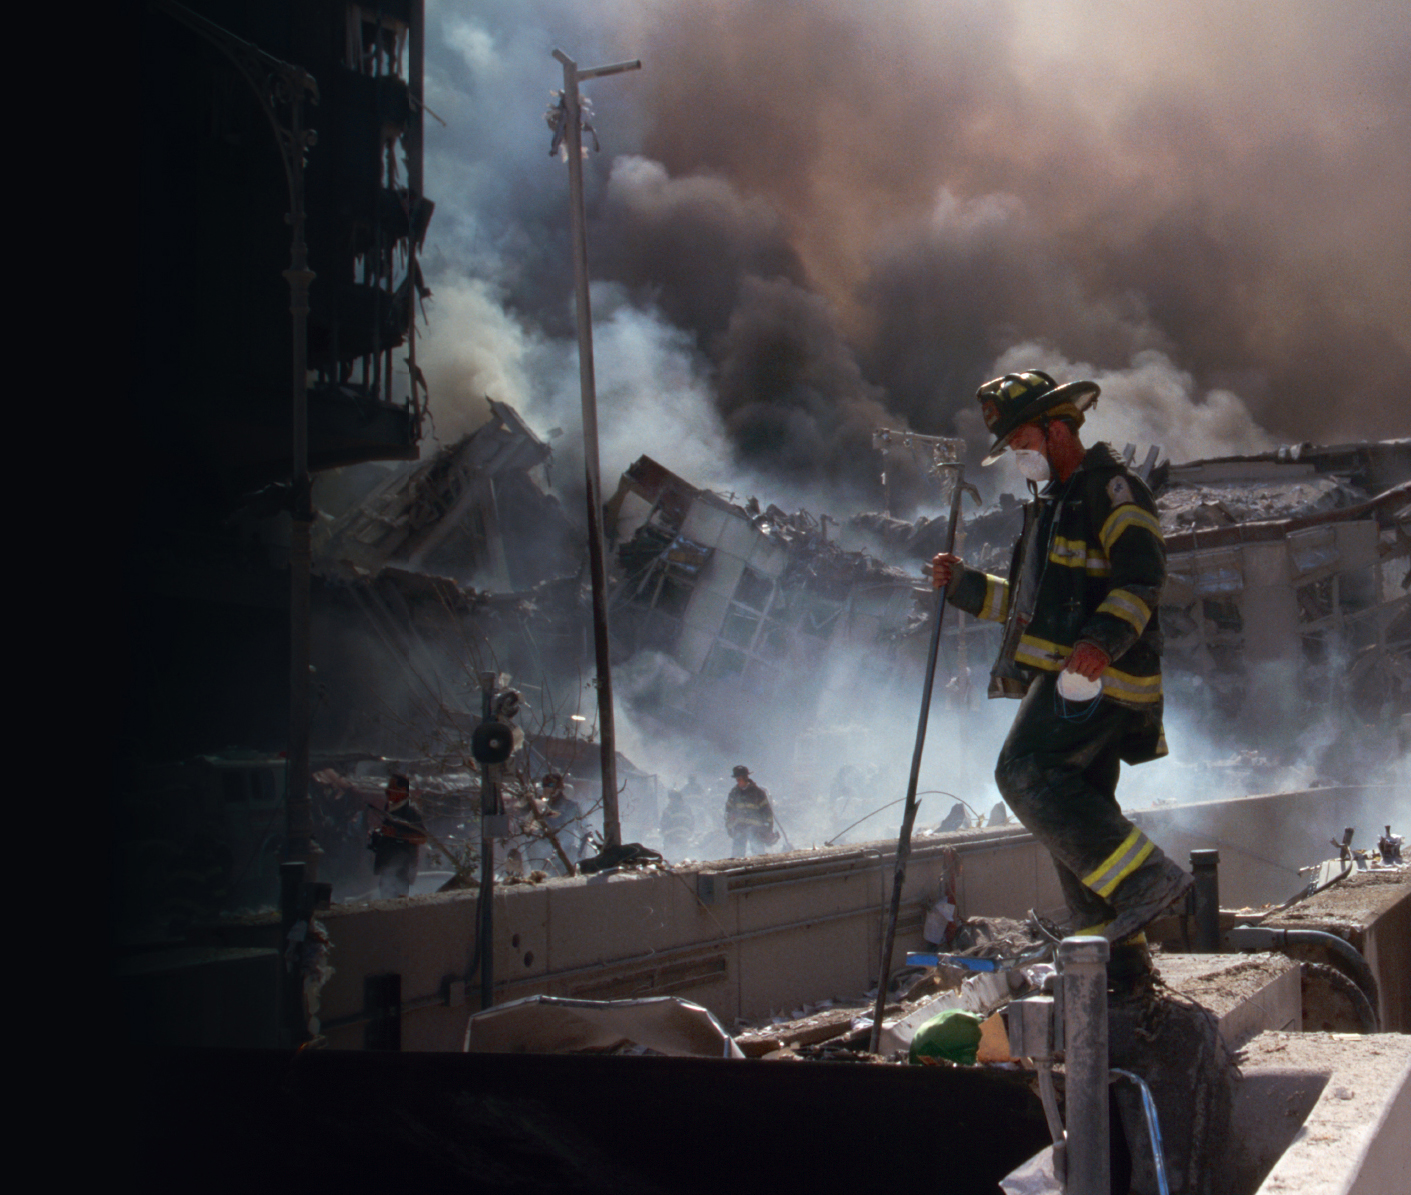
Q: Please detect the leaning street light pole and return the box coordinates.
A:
[550,48,640,848]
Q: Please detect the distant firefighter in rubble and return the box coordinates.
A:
[928,370,1192,974]
[527,773,585,875]
[724,765,778,858]
[368,773,428,898]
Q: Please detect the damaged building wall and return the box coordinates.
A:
[605,455,919,750]
[1156,446,1410,737]
[321,400,580,592]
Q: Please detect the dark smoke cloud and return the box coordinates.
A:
[421,0,1410,497]
[713,276,893,489]
[597,156,807,344]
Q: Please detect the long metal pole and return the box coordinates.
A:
[552,49,639,848]
[869,469,967,1052]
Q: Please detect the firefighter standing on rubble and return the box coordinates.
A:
[724,765,778,858]
[928,370,1192,974]
[527,773,585,875]
[368,773,428,898]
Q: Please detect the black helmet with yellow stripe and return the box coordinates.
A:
[977,370,1100,465]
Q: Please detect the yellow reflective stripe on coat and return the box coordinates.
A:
[1051,536,1114,576]
[1049,536,1087,569]
[1099,505,1163,554]
[1096,588,1152,633]
[1083,828,1156,899]
[980,574,1009,622]
[1015,634,1071,671]
[1100,666,1162,704]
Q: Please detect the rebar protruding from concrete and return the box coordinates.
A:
[1060,935,1110,1195]
[1190,849,1221,953]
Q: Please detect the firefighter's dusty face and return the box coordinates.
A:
[735,775,750,788]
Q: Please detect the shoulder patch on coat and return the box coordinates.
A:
[1106,475,1134,506]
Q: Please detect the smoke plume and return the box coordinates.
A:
[419,0,1409,505]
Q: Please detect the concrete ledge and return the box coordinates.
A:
[1158,952,1301,1049]
[1261,870,1411,1032]
[199,784,1400,1048]
[1238,1032,1411,1195]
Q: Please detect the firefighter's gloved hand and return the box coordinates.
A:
[927,553,963,591]
[1065,641,1111,680]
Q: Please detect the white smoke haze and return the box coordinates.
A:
[988,344,1278,465]
[417,277,531,442]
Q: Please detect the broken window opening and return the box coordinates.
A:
[655,575,694,619]
[702,643,746,680]
[760,620,791,659]
[1338,565,1376,613]
[799,598,844,639]
[1201,598,1244,636]
[346,6,408,78]
[1296,578,1335,624]
[734,566,774,612]
[721,606,761,650]
[1301,631,1330,666]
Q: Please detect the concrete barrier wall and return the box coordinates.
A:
[307,785,1402,1050]
[1132,785,1407,909]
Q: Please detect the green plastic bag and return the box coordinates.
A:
[908,1008,983,1065]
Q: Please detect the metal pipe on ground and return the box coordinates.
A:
[1226,925,1379,1025]
[1190,849,1221,953]
[1060,935,1110,1195]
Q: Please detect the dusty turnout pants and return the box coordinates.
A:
[994,671,1172,934]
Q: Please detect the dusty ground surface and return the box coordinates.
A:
[1155,951,1298,1022]
[1232,1030,1411,1195]
[1262,869,1407,935]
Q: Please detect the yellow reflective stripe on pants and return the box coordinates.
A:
[1083,827,1156,898]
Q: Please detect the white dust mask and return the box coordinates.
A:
[1011,448,1051,483]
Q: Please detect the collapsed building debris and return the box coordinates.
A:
[320,399,580,590]
[605,455,919,736]
[127,397,1411,928]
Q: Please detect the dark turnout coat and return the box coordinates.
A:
[725,781,774,834]
[949,442,1167,763]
